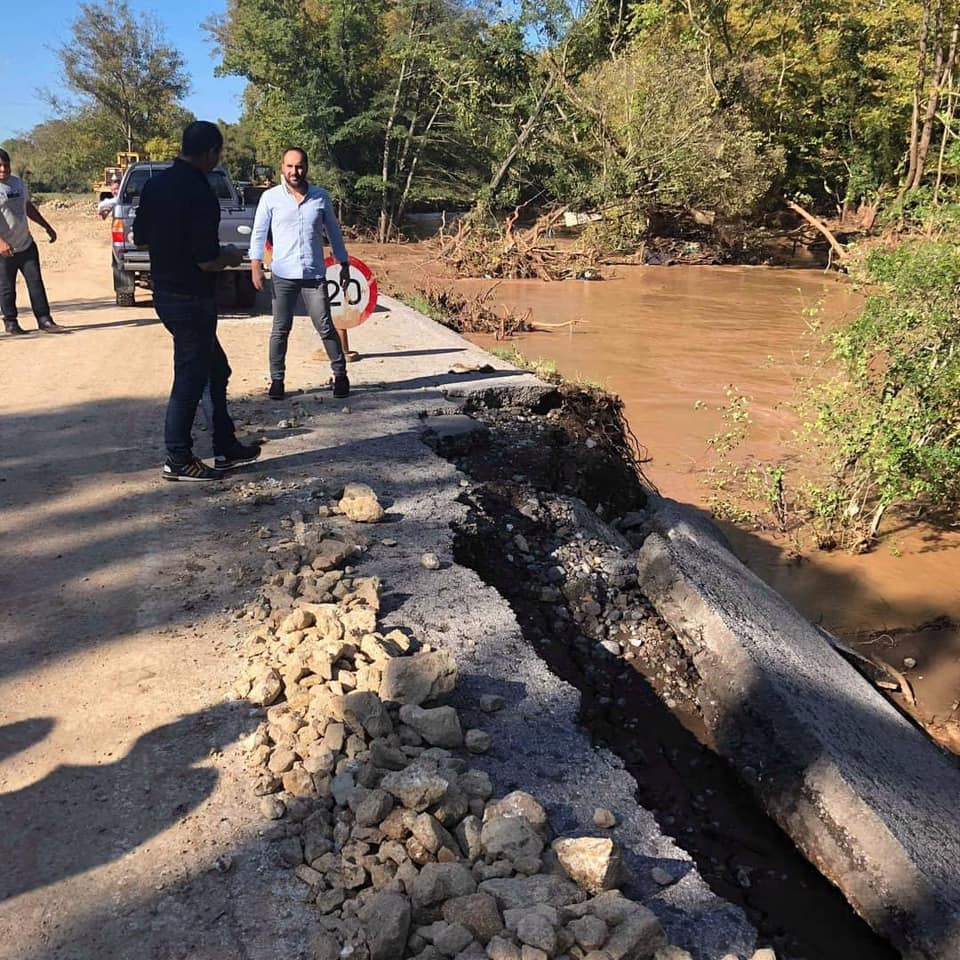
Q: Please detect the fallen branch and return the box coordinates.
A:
[786,200,849,265]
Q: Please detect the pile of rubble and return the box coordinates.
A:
[229,483,770,960]
[453,487,700,723]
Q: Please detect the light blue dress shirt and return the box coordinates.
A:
[249,182,349,281]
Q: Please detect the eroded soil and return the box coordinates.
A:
[431,387,896,960]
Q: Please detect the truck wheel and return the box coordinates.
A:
[113,261,135,307]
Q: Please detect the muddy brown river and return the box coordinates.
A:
[358,244,960,745]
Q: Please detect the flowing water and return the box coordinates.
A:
[356,244,960,743]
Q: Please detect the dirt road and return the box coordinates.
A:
[0,203,338,958]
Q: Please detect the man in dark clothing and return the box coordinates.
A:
[0,147,66,335]
[134,121,260,481]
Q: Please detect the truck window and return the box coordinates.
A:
[121,166,234,203]
[207,171,233,200]
[121,169,152,202]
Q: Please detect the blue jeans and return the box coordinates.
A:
[270,276,346,381]
[154,288,236,464]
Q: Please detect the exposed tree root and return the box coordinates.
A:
[415,284,533,339]
[437,207,596,281]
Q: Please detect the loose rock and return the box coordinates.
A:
[552,838,625,894]
[381,651,458,705]
[592,808,616,829]
[340,483,386,523]
[400,704,464,748]
[465,729,491,754]
[442,893,504,945]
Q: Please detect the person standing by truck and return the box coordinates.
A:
[249,147,351,400]
[133,121,260,481]
[0,148,65,335]
[97,175,121,219]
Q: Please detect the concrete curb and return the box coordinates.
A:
[635,496,960,960]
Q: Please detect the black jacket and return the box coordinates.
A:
[133,159,220,297]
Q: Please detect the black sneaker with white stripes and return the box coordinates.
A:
[214,441,262,470]
[162,457,221,482]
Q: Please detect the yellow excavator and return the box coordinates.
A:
[95,152,141,200]
[242,163,274,206]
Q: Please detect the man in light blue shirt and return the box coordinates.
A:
[249,147,351,400]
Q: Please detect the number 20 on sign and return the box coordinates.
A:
[323,255,378,330]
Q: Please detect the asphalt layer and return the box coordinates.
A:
[0,294,755,959]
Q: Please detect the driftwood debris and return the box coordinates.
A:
[437,207,590,281]
[416,284,532,340]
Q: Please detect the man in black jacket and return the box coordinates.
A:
[134,121,260,481]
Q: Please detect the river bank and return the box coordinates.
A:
[357,241,960,756]
[0,209,768,960]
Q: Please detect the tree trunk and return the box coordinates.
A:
[934,88,957,202]
[904,0,933,192]
[910,2,951,190]
[379,57,409,243]
[930,17,960,198]
[487,77,555,198]
[394,94,444,232]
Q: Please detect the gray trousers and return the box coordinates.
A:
[270,276,346,381]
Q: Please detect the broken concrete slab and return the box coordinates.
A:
[421,414,491,457]
[422,414,489,440]
[636,495,960,960]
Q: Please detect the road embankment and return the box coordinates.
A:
[637,497,960,960]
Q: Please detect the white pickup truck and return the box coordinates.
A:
[109,161,257,308]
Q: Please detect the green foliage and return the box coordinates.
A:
[534,36,785,218]
[2,109,118,192]
[813,241,960,518]
[208,0,499,226]
[218,118,261,183]
[52,0,190,150]
[143,135,180,162]
[490,346,563,383]
[6,0,192,192]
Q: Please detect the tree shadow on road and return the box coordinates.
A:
[0,702,252,903]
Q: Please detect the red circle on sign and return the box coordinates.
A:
[325,255,378,328]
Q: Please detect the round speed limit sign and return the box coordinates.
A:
[323,255,378,330]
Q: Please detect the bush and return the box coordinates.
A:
[813,240,960,532]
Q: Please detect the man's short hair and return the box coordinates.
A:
[0,149,10,164]
[282,147,309,165]
[181,121,223,158]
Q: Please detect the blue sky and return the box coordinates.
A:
[1,0,244,141]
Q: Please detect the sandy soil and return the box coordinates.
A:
[0,200,947,958]
[0,201,324,959]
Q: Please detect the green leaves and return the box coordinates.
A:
[54,0,190,150]
[816,239,960,514]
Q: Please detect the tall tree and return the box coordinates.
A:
[904,0,960,192]
[52,0,190,153]
[209,0,491,232]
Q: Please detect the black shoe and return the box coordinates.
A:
[268,379,285,400]
[333,374,350,398]
[4,321,26,335]
[214,441,262,470]
[162,457,221,482]
[38,317,67,333]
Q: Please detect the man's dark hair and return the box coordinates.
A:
[0,149,10,164]
[181,121,223,158]
[282,146,309,165]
